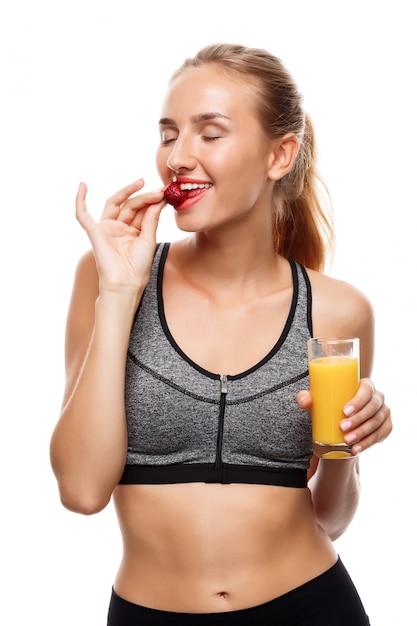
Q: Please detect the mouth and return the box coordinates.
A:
[164,179,213,208]
[179,182,213,203]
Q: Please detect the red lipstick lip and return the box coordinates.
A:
[174,187,211,211]
[174,176,213,185]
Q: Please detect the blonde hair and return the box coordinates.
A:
[174,43,334,272]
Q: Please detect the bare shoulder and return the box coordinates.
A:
[306,268,374,340]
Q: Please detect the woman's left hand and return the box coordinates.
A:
[297,379,392,455]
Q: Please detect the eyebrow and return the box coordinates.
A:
[159,112,231,126]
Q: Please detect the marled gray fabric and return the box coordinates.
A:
[122,243,313,483]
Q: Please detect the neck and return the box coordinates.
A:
[179,230,287,303]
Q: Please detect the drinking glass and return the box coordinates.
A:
[307,337,359,458]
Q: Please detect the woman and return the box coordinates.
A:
[50,44,392,625]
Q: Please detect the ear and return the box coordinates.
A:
[267,134,299,181]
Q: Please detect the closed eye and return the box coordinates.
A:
[160,137,177,146]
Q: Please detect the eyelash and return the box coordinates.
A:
[160,138,176,146]
[160,135,221,146]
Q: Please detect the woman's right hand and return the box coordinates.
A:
[76,179,166,293]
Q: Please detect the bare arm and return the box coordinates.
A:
[299,273,392,540]
[50,181,165,514]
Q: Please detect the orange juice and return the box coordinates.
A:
[309,356,359,444]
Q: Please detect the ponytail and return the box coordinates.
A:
[273,115,334,271]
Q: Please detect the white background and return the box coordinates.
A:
[1,1,415,624]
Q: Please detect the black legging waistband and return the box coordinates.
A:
[107,557,370,625]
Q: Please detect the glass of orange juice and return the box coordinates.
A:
[307,337,360,458]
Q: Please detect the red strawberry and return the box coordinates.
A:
[164,182,187,208]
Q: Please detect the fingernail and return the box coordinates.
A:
[344,433,357,444]
[343,404,355,417]
[340,420,352,432]
[298,392,310,406]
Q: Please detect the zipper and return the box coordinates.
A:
[215,374,228,470]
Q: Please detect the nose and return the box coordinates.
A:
[166,134,198,174]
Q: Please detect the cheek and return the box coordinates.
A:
[226,152,268,195]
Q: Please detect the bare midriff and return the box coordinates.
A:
[112,482,337,613]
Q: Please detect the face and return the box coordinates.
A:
[156,64,278,234]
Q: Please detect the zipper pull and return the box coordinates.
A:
[220,374,228,394]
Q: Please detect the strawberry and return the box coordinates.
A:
[164,181,187,208]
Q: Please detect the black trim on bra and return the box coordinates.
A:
[157,243,301,381]
[119,463,307,488]
[157,243,219,379]
[131,242,164,326]
[299,264,313,337]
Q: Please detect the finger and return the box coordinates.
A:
[340,389,384,438]
[342,394,391,452]
[118,189,165,224]
[135,201,165,244]
[127,202,166,247]
[350,404,393,454]
[102,179,146,219]
[342,378,377,419]
[75,182,96,230]
[130,196,167,231]
[296,390,312,410]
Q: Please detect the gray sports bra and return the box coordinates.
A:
[119,243,313,488]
